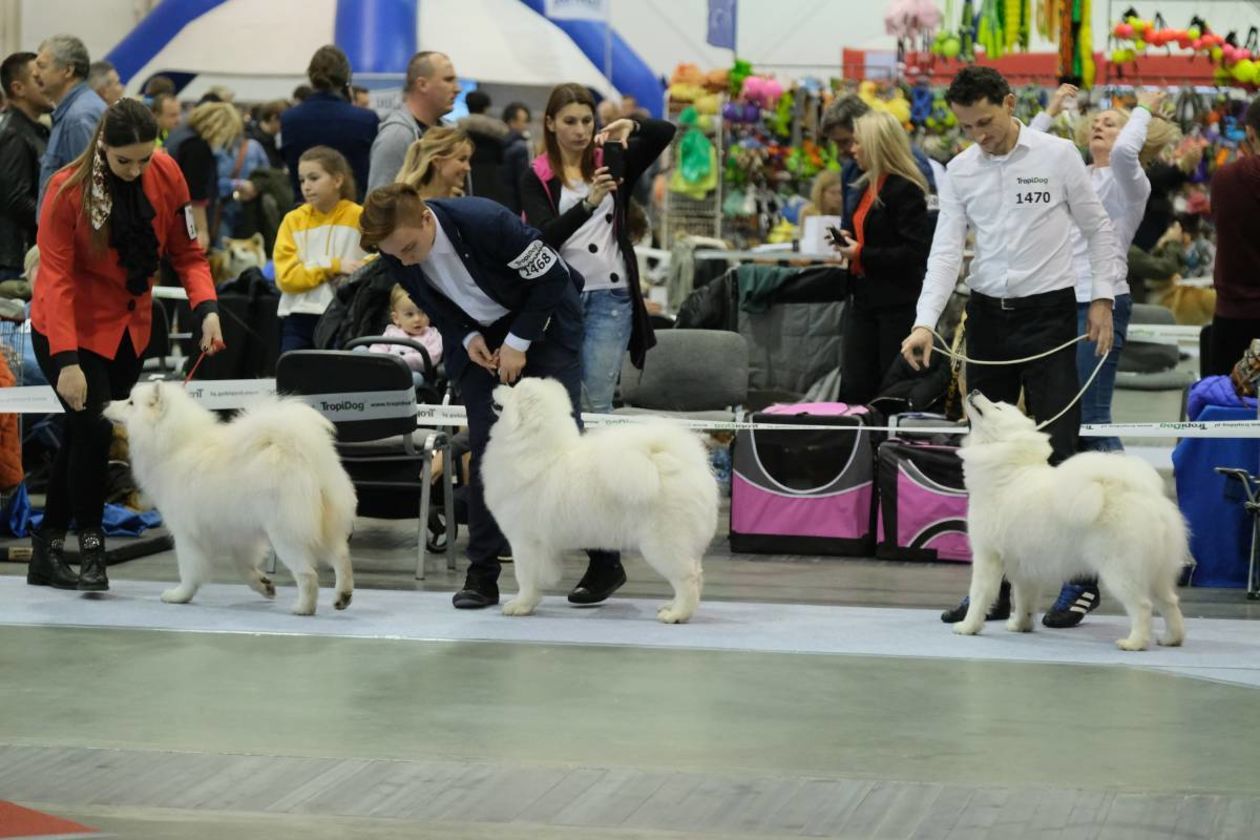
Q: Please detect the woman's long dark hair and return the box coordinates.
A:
[55,98,158,248]
[543,83,597,187]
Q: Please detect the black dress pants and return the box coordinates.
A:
[31,329,145,531]
[457,327,620,582]
[965,289,1080,465]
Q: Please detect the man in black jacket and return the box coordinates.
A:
[0,52,53,279]
[360,184,626,610]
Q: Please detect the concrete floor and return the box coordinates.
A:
[3,372,1257,839]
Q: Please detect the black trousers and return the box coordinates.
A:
[458,330,619,582]
[966,289,1080,465]
[839,298,917,405]
[1206,315,1260,378]
[31,330,145,531]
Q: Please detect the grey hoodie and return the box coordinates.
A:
[367,107,430,193]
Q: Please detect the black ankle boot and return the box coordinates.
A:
[76,528,109,592]
[27,528,79,589]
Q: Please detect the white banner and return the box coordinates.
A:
[544,0,610,21]
[294,389,417,422]
[182,378,277,410]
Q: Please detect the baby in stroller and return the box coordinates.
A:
[366,284,444,392]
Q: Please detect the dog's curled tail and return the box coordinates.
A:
[1059,480,1107,527]
[591,442,663,505]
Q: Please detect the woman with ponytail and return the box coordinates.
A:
[29,97,223,592]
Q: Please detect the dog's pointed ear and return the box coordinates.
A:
[144,383,165,411]
[250,233,264,250]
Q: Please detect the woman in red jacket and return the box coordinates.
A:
[29,98,223,592]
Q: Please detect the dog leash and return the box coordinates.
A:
[183,340,227,386]
[928,329,1109,432]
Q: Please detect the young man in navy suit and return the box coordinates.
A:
[360,183,625,609]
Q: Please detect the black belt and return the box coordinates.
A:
[970,287,1075,312]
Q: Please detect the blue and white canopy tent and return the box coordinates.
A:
[106,0,663,114]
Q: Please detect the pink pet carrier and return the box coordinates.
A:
[730,402,881,556]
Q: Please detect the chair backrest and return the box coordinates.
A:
[619,329,748,411]
[275,350,417,442]
[1120,303,1179,373]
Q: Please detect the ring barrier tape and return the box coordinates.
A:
[1,380,1255,440]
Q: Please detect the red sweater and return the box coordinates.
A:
[1210,153,1260,319]
[33,152,216,363]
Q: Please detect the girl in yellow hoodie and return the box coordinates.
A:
[274,146,367,352]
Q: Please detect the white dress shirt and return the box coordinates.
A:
[914,120,1118,330]
[420,210,530,352]
[1030,108,1151,302]
[558,183,627,293]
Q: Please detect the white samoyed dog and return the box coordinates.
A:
[104,381,357,615]
[481,377,718,623]
[955,392,1187,650]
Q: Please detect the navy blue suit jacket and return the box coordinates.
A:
[280,92,379,202]
[380,197,584,381]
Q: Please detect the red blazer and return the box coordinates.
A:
[33,152,216,362]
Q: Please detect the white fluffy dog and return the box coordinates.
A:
[104,382,357,615]
[955,392,1187,650]
[481,377,718,623]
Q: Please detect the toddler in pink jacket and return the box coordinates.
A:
[369,284,444,385]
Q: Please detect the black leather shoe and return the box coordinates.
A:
[76,528,110,592]
[940,580,1010,623]
[452,572,499,609]
[27,529,78,589]
[568,562,627,605]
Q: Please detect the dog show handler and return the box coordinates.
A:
[898,67,1119,626]
[30,98,223,593]
[359,183,625,610]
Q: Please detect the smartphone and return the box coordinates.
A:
[827,226,845,247]
[601,141,626,181]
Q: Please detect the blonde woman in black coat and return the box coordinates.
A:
[831,110,935,404]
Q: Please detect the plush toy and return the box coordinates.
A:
[769,88,794,137]
[886,87,912,126]
[670,63,705,86]
[884,0,943,39]
[729,59,753,96]
[703,68,730,93]
[742,76,784,109]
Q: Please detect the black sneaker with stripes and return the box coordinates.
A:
[1042,582,1101,628]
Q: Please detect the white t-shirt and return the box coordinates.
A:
[557,183,628,294]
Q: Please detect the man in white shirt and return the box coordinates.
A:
[900,66,1116,624]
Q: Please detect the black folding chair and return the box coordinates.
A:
[1217,467,1260,600]
[276,349,456,579]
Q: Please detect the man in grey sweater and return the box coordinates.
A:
[367,51,460,192]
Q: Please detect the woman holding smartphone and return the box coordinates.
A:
[829,110,935,404]
[520,83,674,412]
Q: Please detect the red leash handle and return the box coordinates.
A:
[183,339,227,385]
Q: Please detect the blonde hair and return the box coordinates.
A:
[396,126,472,193]
[807,170,843,216]
[852,110,928,202]
[187,101,243,149]
[389,283,416,311]
[24,245,39,285]
[1074,108,1183,167]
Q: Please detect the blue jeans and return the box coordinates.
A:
[1075,294,1132,452]
[580,287,634,413]
[279,313,320,354]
